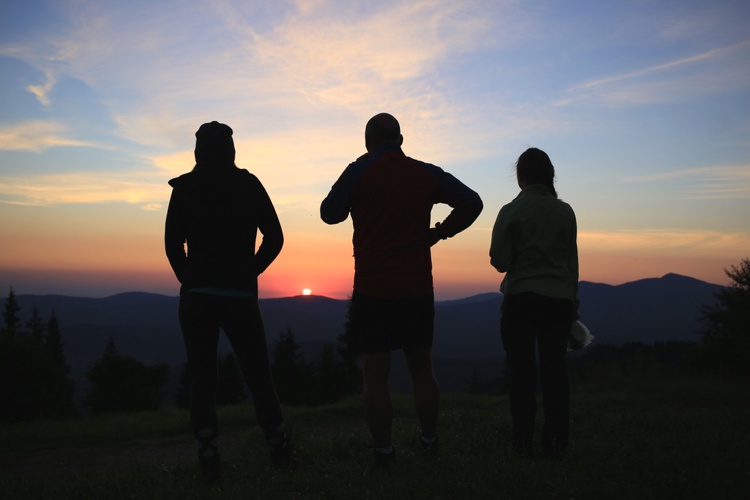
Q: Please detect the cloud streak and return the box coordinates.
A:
[579,229,750,258]
[6,1,508,157]
[0,171,168,208]
[563,40,750,105]
[624,165,750,200]
[0,121,93,152]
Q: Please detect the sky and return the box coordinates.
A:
[1,0,749,300]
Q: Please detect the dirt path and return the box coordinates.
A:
[2,430,247,479]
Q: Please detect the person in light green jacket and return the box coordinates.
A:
[490,147,579,458]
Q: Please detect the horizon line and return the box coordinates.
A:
[11,272,723,301]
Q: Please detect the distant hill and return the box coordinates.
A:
[12,273,723,397]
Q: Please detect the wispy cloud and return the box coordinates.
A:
[35,1,504,153]
[26,71,56,106]
[0,121,92,152]
[562,40,750,105]
[624,165,750,200]
[0,172,168,208]
[579,229,750,258]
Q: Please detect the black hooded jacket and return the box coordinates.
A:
[164,167,283,295]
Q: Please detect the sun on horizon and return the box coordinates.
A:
[302,288,312,296]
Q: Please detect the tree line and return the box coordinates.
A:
[2,257,748,422]
[1,288,361,423]
[0,288,75,421]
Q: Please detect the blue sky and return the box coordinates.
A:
[1,0,749,298]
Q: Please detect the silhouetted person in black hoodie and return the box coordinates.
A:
[165,121,293,481]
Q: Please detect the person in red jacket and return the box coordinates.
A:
[165,121,293,481]
[321,113,483,463]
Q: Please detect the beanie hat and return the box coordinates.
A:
[194,121,235,167]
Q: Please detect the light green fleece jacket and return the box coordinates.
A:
[490,184,579,303]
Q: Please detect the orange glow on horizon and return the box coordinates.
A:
[1,222,742,298]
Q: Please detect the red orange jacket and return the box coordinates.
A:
[321,145,482,298]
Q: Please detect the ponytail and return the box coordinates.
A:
[516,148,557,198]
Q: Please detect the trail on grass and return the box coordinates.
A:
[2,429,246,478]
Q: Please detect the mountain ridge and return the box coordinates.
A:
[10,273,723,395]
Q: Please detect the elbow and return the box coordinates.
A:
[489,250,509,273]
[320,208,346,225]
[490,258,507,273]
[320,193,350,224]
[469,193,484,219]
[320,212,336,225]
[269,231,284,255]
[474,194,484,213]
[463,195,483,227]
[471,204,483,225]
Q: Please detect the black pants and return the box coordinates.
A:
[179,292,283,443]
[500,292,574,453]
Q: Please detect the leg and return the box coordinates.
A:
[220,298,294,469]
[178,293,221,469]
[538,301,572,455]
[501,294,538,454]
[359,351,393,448]
[403,347,439,439]
[220,298,283,431]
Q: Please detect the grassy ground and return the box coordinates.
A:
[1,371,748,499]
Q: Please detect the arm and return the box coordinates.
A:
[430,168,483,243]
[320,183,351,224]
[320,157,369,224]
[569,207,580,310]
[164,189,187,282]
[489,206,513,273]
[254,180,284,275]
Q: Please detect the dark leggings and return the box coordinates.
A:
[179,292,283,442]
[500,292,573,452]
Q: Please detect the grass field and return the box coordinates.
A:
[2,371,748,499]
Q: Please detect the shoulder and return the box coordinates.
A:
[405,156,443,174]
[555,198,576,215]
[236,168,261,184]
[168,172,194,188]
[335,155,376,189]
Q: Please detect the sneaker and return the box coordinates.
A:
[196,427,222,482]
[419,435,440,453]
[198,449,222,484]
[265,426,297,471]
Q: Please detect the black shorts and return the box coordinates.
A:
[347,290,435,353]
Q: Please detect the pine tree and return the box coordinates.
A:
[2,286,21,337]
[336,298,362,397]
[313,343,341,404]
[43,310,76,418]
[104,335,118,356]
[85,337,169,414]
[27,306,45,342]
[0,303,76,421]
[272,328,311,405]
[45,311,67,370]
[698,257,750,379]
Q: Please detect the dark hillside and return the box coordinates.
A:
[11,274,723,400]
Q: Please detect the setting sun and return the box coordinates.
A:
[302,288,312,296]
